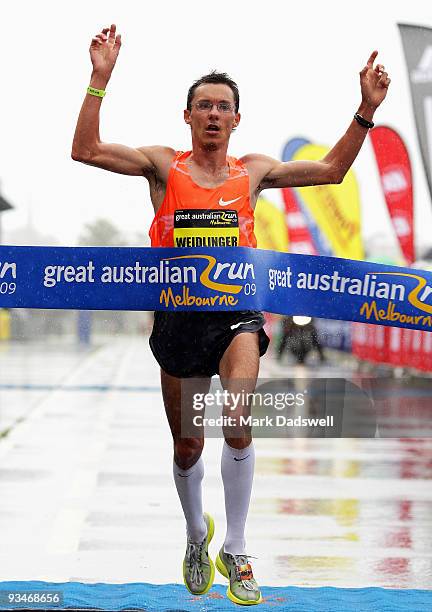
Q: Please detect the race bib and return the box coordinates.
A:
[173,209,239,247]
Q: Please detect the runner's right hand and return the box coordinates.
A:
[89,24,121,79]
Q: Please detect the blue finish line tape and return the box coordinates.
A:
[0,581,431,611]
[1,245,432,331]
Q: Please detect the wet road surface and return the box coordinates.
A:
[0,337,431,589]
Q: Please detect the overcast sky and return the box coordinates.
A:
[1,0,431,256]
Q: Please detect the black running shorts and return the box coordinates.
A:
[149,310,269,378]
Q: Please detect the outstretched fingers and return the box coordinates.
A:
[360,50,379,77]
[105,24,120,49]
[108,24,117,43]
[367,50,378,68]
[91,25,120,50]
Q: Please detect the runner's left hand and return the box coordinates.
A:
[359,51,391,109]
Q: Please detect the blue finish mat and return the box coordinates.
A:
[0,581,431,611]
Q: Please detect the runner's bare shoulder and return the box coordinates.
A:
[241,153,279,192]
[138,145,177,183]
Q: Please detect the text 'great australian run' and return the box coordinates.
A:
[43,259,255,288]
[267,267,425,304]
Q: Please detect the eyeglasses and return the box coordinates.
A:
[194,100,235,113]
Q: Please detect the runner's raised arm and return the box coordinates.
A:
[71,24,173,179]
[244,50,391,193]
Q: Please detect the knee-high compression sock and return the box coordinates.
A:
[173,456,207,542]
[221,441,255,555]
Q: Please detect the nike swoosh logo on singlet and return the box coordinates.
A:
[234,455,250,462]
[230,319,257,330]
[219,196,242,206]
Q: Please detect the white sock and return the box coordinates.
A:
[173,456,207,542]
[221,441,255,555]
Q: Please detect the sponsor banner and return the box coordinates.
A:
[409,329,424,370]
[369,126,415,264]
[402,327,416,369]
[422,331,432,371]
[254,197,289,252]
[281,138,329,255]
[351,323,369,361]
[280,186,318,255]
[1,246,432,332]
[387,326,404,367]
[353,323,380,363]
[352,324,432,372]
[292,144,364,260]
[398,23,432,202]
[373,324,388,363]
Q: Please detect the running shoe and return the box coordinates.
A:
[216,546,263,605]
[183,513,215,595]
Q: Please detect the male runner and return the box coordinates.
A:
[72,24,390,605]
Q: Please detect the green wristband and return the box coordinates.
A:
[87,86,106,98]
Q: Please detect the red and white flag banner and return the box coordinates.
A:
[370,126,415,265]
[281,187,317,255]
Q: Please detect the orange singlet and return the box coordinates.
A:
[149,151,257,248]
